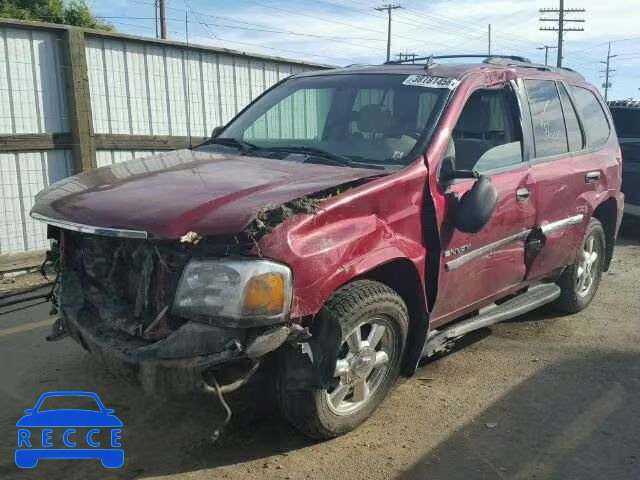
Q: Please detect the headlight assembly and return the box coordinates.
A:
[172,259,293,326]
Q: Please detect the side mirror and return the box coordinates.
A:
[211,126,224,138]
[455,176,499,234]
[441,156,479,181]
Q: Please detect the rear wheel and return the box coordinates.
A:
[276,280,408,439]
[554,218,606,313]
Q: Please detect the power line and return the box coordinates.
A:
[539,0,585,67]
[374,4,403,62]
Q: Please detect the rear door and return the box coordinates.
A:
[429,80,536,327]
[524,79,613,280]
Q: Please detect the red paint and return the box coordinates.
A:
[31,150,384,239]
[32,63,623,333]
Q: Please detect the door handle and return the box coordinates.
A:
[516,187,530,202]
[585,171,601,184]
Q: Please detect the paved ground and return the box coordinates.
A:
[1,226,638,480]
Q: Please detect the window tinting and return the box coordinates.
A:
[558,83,583,151]
[525,79,568,158]
[569,85,610,148]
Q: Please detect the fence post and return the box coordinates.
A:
[61,27,96,171]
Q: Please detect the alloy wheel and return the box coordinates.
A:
[576,234,600,297]
[325,317,396,416]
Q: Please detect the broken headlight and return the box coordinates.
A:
[172,259,293,325]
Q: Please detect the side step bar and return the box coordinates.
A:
[422,283,561,358]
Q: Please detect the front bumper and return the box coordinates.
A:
[65,316,243,394]
[62,314,294,395]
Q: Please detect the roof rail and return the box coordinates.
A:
[382,53,585,80]
[483,56,585,80]
[384,54,532,65]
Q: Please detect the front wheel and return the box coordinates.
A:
[554,217,606,313]
[276,280,408,439]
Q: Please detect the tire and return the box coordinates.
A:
[554,217,606,313]
[276,280,408,439]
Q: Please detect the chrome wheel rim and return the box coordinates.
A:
[325,317,396,416]
[576,234,599,297]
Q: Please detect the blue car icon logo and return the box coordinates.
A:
[15,391,123,468]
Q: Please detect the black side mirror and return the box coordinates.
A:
[455,176,499,234]
[441,156,479,181]
[211,126,224,138]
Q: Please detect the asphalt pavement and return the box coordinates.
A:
[1,230,639,480]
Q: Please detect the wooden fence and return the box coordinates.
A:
[0,18,330,271]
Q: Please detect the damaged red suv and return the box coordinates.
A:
[32,55,623,439]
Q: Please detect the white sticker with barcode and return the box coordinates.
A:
[402,74,460,90]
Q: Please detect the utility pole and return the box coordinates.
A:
[375,4,402,62]
[159,0,167,39]
[154,0,159,38]
[537,45,558,65]
[396,52,417,63]
[488,24,491,56]
[539,0,585,67]
[600,42,617,101]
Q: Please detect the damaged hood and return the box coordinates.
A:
[31,149,384,239]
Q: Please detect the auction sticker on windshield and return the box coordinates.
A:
[402,74,460,90]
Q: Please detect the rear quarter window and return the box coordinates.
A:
[568,85,610,149]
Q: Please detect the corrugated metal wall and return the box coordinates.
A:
[0,23,322,257]
[85,36,316,165]
[0,26,72,254]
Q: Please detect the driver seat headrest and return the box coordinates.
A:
[355,104,395,135]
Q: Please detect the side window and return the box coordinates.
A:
[452,87,523,173]
[557,83,584,151]
[525,79,568,158]
[568,85,610,149]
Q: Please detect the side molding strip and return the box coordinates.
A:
[540,214,584,235]
[445,214,585,272]
[445,230,531,271]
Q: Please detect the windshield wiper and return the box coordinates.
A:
[210,137,257,154]
[261,146,354,167]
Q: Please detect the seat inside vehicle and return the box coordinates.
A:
[453,88,523,172]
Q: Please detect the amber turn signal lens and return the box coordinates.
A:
[242,273,285,316]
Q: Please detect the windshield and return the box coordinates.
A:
[217,74,449,166]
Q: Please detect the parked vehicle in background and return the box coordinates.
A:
[30,55,623,439]
[608,100,640,219]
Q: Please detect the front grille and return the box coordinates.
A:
[61,232,191,337]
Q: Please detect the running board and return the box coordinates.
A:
[422,283,561,358]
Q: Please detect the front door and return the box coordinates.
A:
[430,81,536,327]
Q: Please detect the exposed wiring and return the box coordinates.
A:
[207,374,233,444]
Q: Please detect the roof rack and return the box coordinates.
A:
[483,56,584,80]
[383,53,584,80]
[385,54,532,65]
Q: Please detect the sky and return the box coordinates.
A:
[87,0,640,100]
